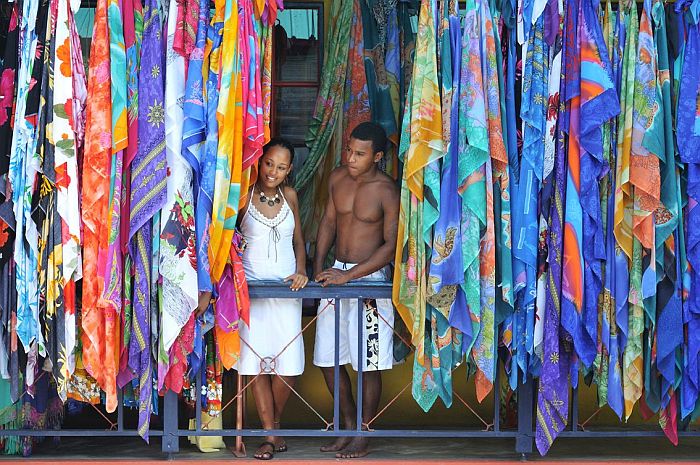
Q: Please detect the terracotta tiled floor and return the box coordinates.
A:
[3,435,700,463]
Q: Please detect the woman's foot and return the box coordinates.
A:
[272,421,287,453]
[275,439,287,453]
[254,441,275,460]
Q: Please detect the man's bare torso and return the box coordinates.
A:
[331,167,394,264]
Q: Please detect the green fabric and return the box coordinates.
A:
[0,378,21,455]
[296,0,354,225]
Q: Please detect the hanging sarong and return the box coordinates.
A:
[295,0,353,228]
[678,9,700,421]
[360,0,400,153]
[535,0,577,454]
[118,0,143,386]
[342,0,371,161]
[597,0,625,419]
[10,0,43,357]
[209,0,242,283]
[35,0,60,402]
[416,0,460,412]
[158,0,198,389]
[81,0,117,413]
[182,0,213,294]
[533,0,562,371]
[512,10,548,387]
[393,0,443,367]
[451,0,488,366]
[48,0,85,400]
[647,0,682,442]
[477,0,510,401]
[128,0,168,439]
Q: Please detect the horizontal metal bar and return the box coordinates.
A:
[176,428,518,438]
[0,430,164,437]
[557,430,700,438]
[247,280,392,299]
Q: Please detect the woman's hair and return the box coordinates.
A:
[262,137,295,165]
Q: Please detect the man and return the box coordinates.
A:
[313,122,399,459]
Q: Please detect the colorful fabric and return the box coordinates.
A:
[360,0,400,152]
[679,8,700,420]
[49,0,85,401]
[174,0,200,60]
[128,0,168,439]
[159,0,198,389]
[81,0,117,415]
[209,0,243,282]
[182,0,214,294]
[10,0,43,356]
[98,0,127,415]
[3,0,700,449]
[241,0,265,173]
[342,0,370,160]
[535,0,577,455]
[118,0,143,387]
[393,0,443,369]
[477,0,510,401]
[650,0,682,442]
[214,232,249,369]
[597,0,624,419]
[512,9,548,388]
[449,0,505,401]
[560,0,618,374]
[418,0,462,412]
[295,0,353,228]
[533,0,561,372]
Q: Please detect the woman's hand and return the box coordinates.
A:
[285,273,309,291]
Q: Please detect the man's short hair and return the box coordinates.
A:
[350,122,387,156]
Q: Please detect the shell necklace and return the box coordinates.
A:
[257,185,281,207]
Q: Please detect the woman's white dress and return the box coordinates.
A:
[236,191,305,376]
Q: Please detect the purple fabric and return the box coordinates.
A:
[127,0,168,441]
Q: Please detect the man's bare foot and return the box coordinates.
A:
[320,436,351,453]
[336,437,369,459]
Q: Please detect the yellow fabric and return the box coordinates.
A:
[188,413,227,452]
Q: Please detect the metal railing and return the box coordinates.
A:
[5,280,698,458]
[2,281,535,459]
[170,280,535,458]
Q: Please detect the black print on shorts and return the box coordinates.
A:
[364,299,380,370]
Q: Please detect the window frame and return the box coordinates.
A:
[270,1,324,145]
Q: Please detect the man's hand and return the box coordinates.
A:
[315,268,351,286]
[195,291,213,318]
[284,273,309,291]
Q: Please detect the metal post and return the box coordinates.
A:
[571,386,579,432]
[162,390,179,455]
[117,388,124,432]
[233,374,246,457]
[195,361,202,431]
[493,346,500,432]
[515,375,534,459]
[356,297,364,432]
[333,297,341,433]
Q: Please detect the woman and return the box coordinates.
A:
[237,138,308,460]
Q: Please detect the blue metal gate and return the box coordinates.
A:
[9,281,698,460]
